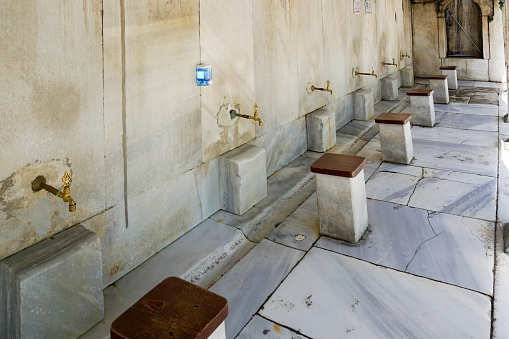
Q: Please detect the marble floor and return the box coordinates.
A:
[81,81,509,339]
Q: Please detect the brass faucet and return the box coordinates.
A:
[400,51,411,60]
[311,80,334,95]
[382,58,398,67]
[32,171,76,212]
[232,104,263,126]
[355,67,378,78]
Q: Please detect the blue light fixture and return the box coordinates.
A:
[196,64,212,86]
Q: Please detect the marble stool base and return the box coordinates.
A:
[311,154,368,243]
[376,113,414,164]
[440,66,458,90]
[428,75,449,104]
[408,89,435,127]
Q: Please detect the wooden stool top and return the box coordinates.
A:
[111,277,228,339]
[311,153,367,178]
[439,66,457,70]
[427,75,448,80]
[407,89,434,96]
[375,113,412,125]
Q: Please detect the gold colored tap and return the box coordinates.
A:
[32,171,76,212]
[382,58,398,67]
[355,67,378,78]
[311,80,334,95]
[400,51,411,60]
[234,104,263,126]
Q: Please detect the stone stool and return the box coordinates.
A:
[310,154,368,243]
[427,75,449,104]
[381,76,399,101]
[375,113,414,164]
[407,89,435,127]
[401,67,414,87]
[440,66,458,90]
[353,89,374,121]
[111,277,228,339]
[306,108,336,152]
[219,144,267,215]
[0,225,103,338]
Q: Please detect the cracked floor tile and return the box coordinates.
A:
[260,247,491,338]
[315,200,494,294]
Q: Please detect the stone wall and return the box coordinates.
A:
[0,0,413,287]
[413,0,506,81]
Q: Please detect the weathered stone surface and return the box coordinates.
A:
[378,122,414,164]
[354,89,374,121]
[306,109,336,152]
[410,95,436,127]
[381,77,399,101]
[441,69,458,90]
[326,94,354,131]
[0,0,105,261]
[249,117,307,176]
[428,78,449,105]
[201,0,255,162]
[0,226,103,339]
[401,67,414,87]
[316,171,368,243]
[125,0,202,197]
[219,144,267,215]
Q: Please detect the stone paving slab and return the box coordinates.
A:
[366,163,497,221]
[315,199,494,294]
[434,102,499,116]
[474,81,507,89]
[260,248,491,339]
[210,239,304,339]
[267,193,319,252]
[435,111,498,131]
[408,175,496,221]
[458,80,475,87]
[237,315,306,339]
[412,126,498,147]
[412,139,498,177]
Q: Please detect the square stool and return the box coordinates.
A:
[440,66,458,90]
[306,108,336,152]
[427,75,449,104]
[111,277,228,339]
[407,89,435,127]
[311,154,368,243]
[375,113,414,164]
[381,76,399,101]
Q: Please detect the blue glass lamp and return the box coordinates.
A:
[196,64,212,86]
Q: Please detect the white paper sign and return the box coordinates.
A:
[354,0,362,14]
[366,1,373,14]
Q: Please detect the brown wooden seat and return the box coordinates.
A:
[407,89,434,96]
[439,66,457,70]
[427,75,448,80]
[375,113,412,125]
[310,153,366,178]
[111,277,228,339]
